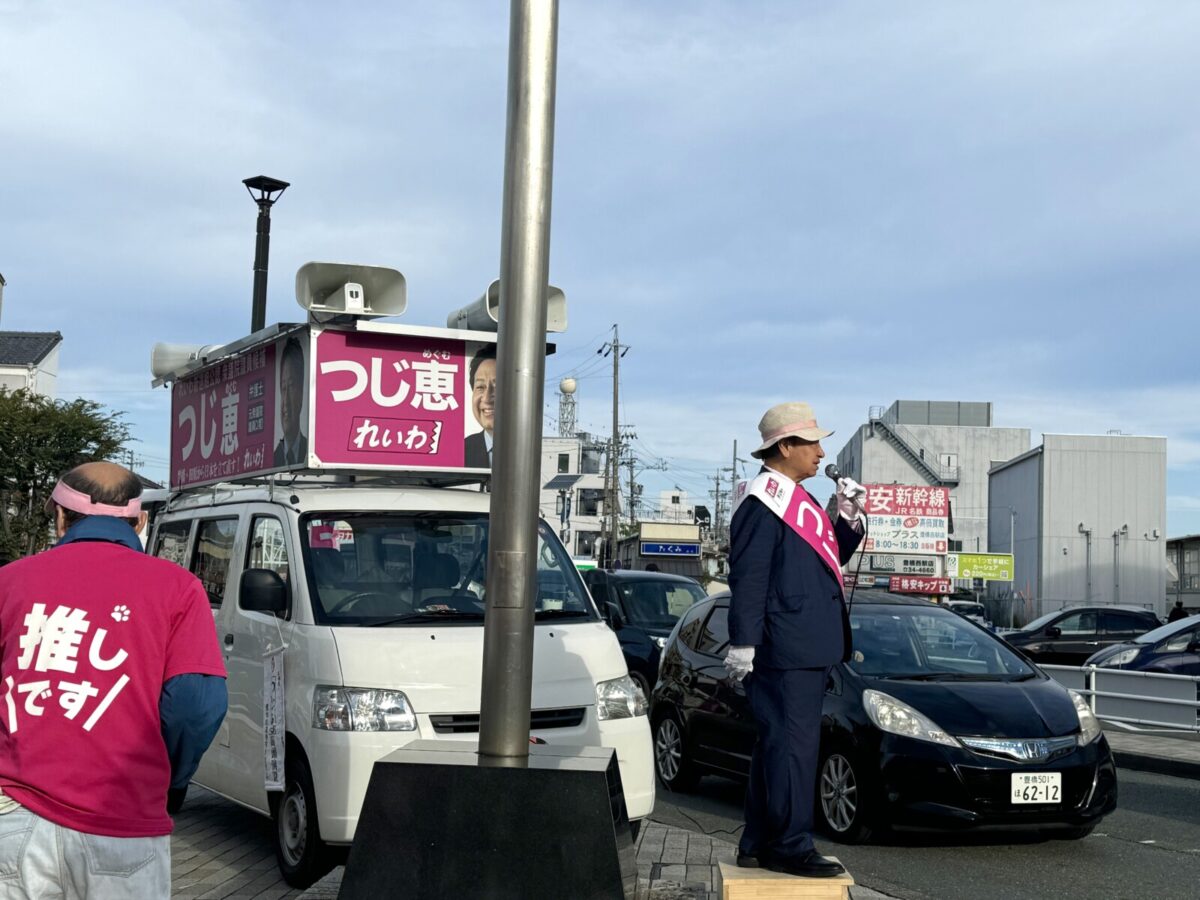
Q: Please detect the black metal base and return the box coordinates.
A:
[339,740,637,899]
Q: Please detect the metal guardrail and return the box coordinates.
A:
[1043,665,1200,731]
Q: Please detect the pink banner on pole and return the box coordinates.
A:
[313,329,473,469]
[170,344,276,489]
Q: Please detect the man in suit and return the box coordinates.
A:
[274,337,308,467]
[725,401,866,878]
[464,346,496,468]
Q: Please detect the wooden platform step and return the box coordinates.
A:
[717,860,855,900]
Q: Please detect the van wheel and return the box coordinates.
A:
[274,754,335,888]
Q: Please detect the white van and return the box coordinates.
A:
[148,479,654,887]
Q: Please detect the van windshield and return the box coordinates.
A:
[300,512,597,626]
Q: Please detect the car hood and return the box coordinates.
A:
[869,677,1080,739]
[332,621,627,714]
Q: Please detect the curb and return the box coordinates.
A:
[1112,750,1200,781]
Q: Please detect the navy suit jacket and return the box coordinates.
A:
[464,431,491,469]
[728,487,863,669]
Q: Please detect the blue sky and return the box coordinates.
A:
[2,1,1198,534]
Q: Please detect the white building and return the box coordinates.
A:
[0,331,62,398]
[836,400,1030,556]
[988,434,1167,618]
[655,489,696,525]
[539,434,607,559]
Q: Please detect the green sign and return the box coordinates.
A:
[946,552,1013,581]
[573,559,597,572]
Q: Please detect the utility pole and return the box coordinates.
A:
[599,325,627,565]
[729,439,745,533]
[712,472,725,544]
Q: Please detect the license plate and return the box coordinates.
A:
[1011,772,1061,804]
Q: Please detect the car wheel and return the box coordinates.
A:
[274,753,335,888]
[654,709,700,792]
[817,746,876,843]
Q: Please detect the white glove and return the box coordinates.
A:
[724,646,755,682]
[836,477,867,522]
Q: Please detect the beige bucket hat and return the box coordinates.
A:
[750,401,834,459]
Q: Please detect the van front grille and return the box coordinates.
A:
[429,707,586,734]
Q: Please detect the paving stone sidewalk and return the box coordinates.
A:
[299,821,895,899]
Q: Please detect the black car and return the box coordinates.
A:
[1084,614,1200,674]
[1002,606,1161,665]
[652,591,1117,842]
[584,568,708,697]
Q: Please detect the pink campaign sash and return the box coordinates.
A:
[732,471,845,594]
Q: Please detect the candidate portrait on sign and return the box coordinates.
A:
[464,344,495,468]
[274,336,309,467]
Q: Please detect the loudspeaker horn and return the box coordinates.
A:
[150,343,225,380]
[296,262,407,322]
[446,280,566,333]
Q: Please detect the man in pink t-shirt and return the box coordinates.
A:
[0,462,226,898]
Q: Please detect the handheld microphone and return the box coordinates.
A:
[824,463,842,481]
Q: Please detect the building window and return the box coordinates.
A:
[576,531,600,556]
[578,489,603,517]
[557,453,570,474]
[671,495,680,505]
[948,539,963,552]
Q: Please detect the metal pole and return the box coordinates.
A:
[478,0,559,761]
[1113,530,1120,605]
[250,201,272,332]
[610,325,621,566]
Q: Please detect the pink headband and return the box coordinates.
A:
[50,481,142,518]
[761,419,819,443]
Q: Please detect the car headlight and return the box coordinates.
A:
[596,675,648,720]
[862,689,958,747]
[1069,690,1102,744]
[1100,647,1140,667]
[312,685,418,732]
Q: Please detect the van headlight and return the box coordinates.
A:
[1069,690,1102,744]
[596,675,648,720]
[313,686,418,732]
[862,689,958,747]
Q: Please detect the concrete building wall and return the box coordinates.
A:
[988,449,1043,605]
[990,435,1168,618]
[835,415,1030,556]
[1039,434,1166,614]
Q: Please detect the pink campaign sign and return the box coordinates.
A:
[313,329,469,469]
[170,344,276,489]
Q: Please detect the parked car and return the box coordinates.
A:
[584,568,708,696]
[946,600,991,629]
[651,591,1117,842]
[1002,606,1162,665]
[1084,614,1200,674]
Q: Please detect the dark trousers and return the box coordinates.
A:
[739,666,828,861]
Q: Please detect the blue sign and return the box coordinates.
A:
[640,542,701,558]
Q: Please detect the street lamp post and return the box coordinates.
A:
[243,175,290,333]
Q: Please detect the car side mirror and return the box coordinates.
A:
[1186,640,1200,654]
[1045,626,1061,639]
[605,601,626,631]
[240,568,289,616]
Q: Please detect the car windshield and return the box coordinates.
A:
[615,579,707,629]
[950,602,986,617]
[1134,614,1200,645]
[300,512,595,625]
[848,604,1035,680]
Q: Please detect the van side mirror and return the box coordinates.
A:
[1045,626,1062,639]
[240,568,289,616]
[605,602,626,631]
